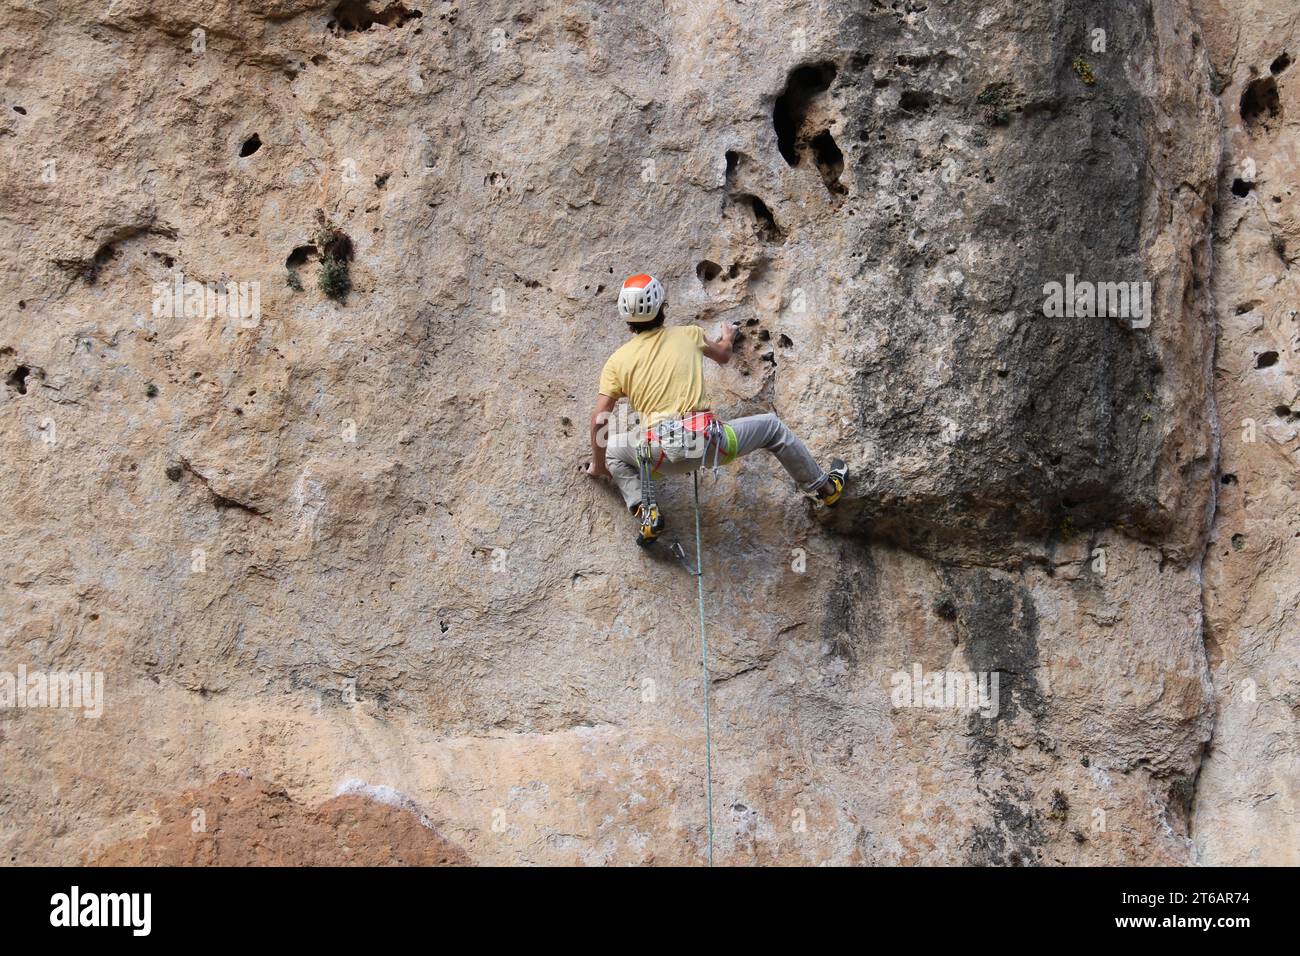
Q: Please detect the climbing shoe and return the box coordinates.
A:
[634,504,665,547]
[817,458,848,507]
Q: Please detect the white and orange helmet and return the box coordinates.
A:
[618,273,665,322]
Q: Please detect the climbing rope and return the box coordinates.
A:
[691,470,715,867]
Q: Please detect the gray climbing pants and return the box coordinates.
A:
[606,411,829,511]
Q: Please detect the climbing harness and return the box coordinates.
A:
[635,412,737,546]
[640,411,737,471]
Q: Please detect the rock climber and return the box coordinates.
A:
[582,273,847,545]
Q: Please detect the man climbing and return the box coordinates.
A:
[583,273,847,545]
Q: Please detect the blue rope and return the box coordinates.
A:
[692,470,715,867]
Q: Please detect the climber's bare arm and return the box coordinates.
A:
[703,322,737,365]
[584,392,618,478]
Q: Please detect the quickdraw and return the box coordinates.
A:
[635,442,662,545]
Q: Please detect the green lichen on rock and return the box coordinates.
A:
[1072,56,1097,86]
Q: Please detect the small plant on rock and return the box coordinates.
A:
[976,82,1016,126]
[318,258,350,300]
[932,594,958,620]
[314,212,354,302]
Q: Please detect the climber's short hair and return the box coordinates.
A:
[629,302,667,333]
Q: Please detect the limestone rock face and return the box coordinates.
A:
[0,0,1289,865]
[88,773,470,865]
[1187,0,1300,867]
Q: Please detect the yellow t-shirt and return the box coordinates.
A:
[599,325,709,427]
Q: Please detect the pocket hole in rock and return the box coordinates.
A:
[1255,350,1279,368]
[1231,178,1254,197]
[7,365,30,394]
[330,1,423,33]
[899,90,932,114]
[810,130,846,196]
[773,62,837,166]
[739,193,782,242]
[1240,76,1281,130]
[1271,52,1291,75]
[85,242,119,284]
[286,244,317,268]
[696,260,721,282]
